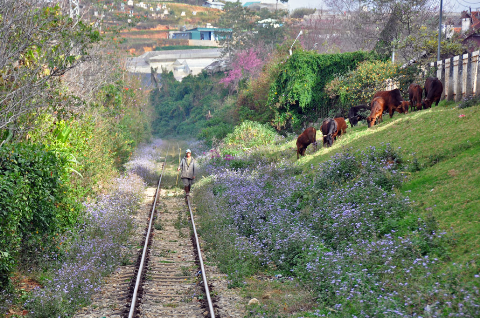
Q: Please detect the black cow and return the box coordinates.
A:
[422,77,443,109]
[348,104,371,127]
[321,118,338,147]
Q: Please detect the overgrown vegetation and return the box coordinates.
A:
[195,103,480,316]
[0,0,153,297]
[325,61,423,115]
[150,70,234,143]
[267,50,373,129]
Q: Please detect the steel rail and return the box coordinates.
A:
[187,196,216,318]
[128,149,169,318]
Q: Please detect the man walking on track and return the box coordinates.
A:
[177,149,196,201]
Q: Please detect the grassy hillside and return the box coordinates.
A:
[194,101,480,316]
[301,103,480,270]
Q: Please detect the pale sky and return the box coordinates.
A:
[226,0,473,12]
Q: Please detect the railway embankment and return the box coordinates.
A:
[193,103,480,317]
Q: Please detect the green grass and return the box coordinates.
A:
[193,102,480,316]
[296,104,480,270]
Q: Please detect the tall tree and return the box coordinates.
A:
[216,1,256,58]
[0,0,100,138]
[325,0,441,61]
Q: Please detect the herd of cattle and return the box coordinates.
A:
[296,77,444,159]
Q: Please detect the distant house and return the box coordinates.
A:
[203,1,225,10]
[170,27,232,42]
[243,2,261,8]
[446,11,480,51]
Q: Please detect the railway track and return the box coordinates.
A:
[123,152,217,318]
[74,146,236,318]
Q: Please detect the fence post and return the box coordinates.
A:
[462,53,472,99]
[472,51,480,96]
[453,56,463,102]
[436,60,445,100]
[444,58,453,101]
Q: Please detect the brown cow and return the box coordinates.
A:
[400,101,410,113]
[408,83,423,111]
[366,97,386,128]
[333,117,347,140]
[372,89,405,118]
[296,127,317,159]
[422,77,443,109]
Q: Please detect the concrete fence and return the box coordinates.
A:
[430,50,480,102]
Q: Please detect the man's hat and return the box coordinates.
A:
[185,149,191,153]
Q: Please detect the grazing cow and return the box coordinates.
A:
[333,117,347,139]
[372,89,405,118]
[348,104,371,127]
[400,101,410,113]
[422,77,443,109]
[321,118,338,147]
[408,83,423,111]
[366,97,386,128]
[296,127,317,159]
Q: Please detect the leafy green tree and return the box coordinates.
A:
[150,70,233,140]
[267,50,372,130]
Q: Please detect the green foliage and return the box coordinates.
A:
[150,70,233,141]
[0,144,77,287]
[290,8,316,19]
[216,1,255,57]
[224,120,278,148]
[198,118,234,146]
[325,61,423,114]
[267,50,372,129]
[398,26,466,62]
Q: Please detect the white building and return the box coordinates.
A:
[203,1,225,10]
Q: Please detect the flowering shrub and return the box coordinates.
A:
[220,48,264,90]
[23,142,158,317]
[25,173,145,317]
[457,94,480,109]
[196,144,480,316]
[124,139,163,186]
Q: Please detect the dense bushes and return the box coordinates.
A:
[0,144,77,287]
[0,51,153,291]
[267,50,373,129]
[290,8,316,19]
[325,61,423,114]
[25,172,146,317]
[223,120,278,149]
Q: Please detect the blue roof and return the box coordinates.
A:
[243,2,261,7]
